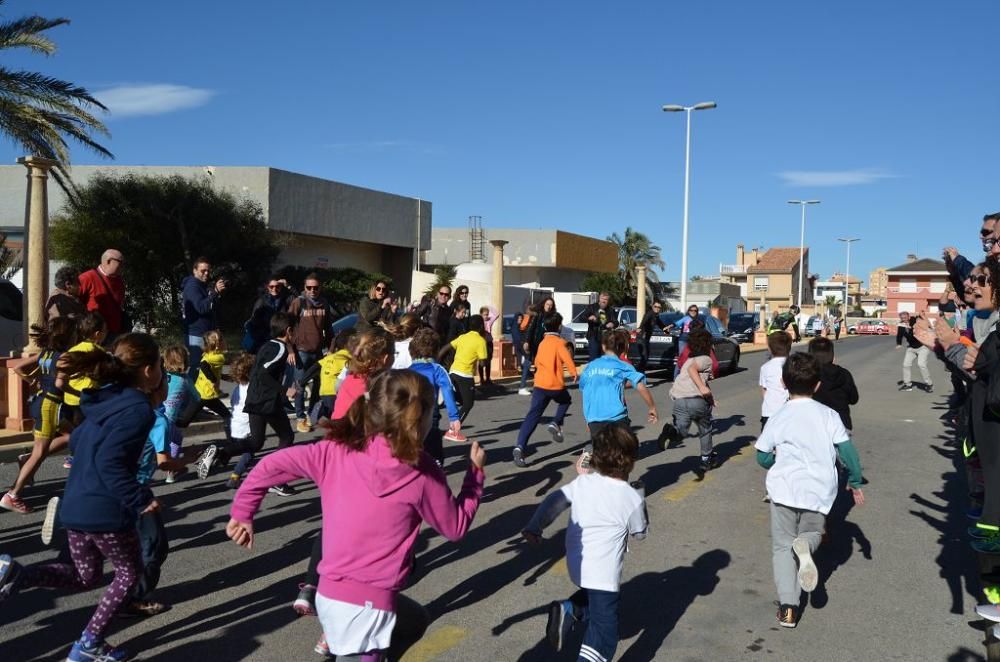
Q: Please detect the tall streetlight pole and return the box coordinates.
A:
[663,101,716,311]
[787,200,820,307]
[837,237,860,311]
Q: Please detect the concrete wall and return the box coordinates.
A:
[424,227,616,274]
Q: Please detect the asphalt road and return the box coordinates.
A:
[0,336,989,661]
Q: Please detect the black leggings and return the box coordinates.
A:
[219,412,293,463]
[177,396,232,440]
[450,375,475,422]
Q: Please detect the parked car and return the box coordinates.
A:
[331,313,358,335]
[850,320,891,335]
[803,315,826,337]
[626,312,740,374]
[727,312,759,344]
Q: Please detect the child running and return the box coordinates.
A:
[304,328,355,425]
[759,331,792,430]
[223,352,258,489]
[667,328,718,476]
[389,314,420,370]
[580,328,658,442]
[513,313,578,468]
[3,318,77,513]
[478,305,498,386]
[227,370,486,661]
[808,336,859,433]
[61,312,109,468]
[160,345,200,483]
[0,333,163,662]
[195,313,296,496]
[193,330,232,432]
[522,424,647,661]
[447,314,488,424]
[754,352,865,628]
[408,327,464,463]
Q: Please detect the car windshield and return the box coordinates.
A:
[728,313,755,331]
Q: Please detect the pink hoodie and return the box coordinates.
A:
[230,435,484,611]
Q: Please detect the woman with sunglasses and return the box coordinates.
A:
[245,276,296,353]
[666,305,701,378]
[357,280,394,332]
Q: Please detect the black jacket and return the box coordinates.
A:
[814,364,859,430]
[415,298,451,338]
[639,310,666,338]
[896,321,922,349]
[244,339,288,416]
[585,303,618,340]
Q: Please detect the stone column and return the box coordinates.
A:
[18,156,57,354]
[489,240,508,337]
[636,264,647,323]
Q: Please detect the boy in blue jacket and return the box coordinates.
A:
[407,327,463,464]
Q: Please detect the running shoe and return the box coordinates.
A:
[17,453,32,487]
[898,383,913,392]
[195,445,218,480]
[314,633,334,658]
[269,484,295,497]
[293,583,317,616]
[971,534,1000,554]
[66,638,131,662]
[41,496,59,545]
[517,388,532,396]
[970,525,993,540]
[443,429,467,443]
[969,505,985,520]
[226,473,242,490]
[164,471,177,484]
[296,419,313,434]
[0,491,32,514]
[118,599,168,617]
[547,423,564,443]
[776,602,799,628]
[63,456,73,469]
[545,600,574,652]
[0,554,22,602]
[512,447,528,468]
[977,604,1000,623]
[792,537,818,592]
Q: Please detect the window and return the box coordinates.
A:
[927,303,939,314]
[899,278,917,293]
[897,302,916,313]
[753,276,769,292]
[620,310,636,325]
[930,280,946,293]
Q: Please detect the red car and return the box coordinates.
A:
[851,320,890,335]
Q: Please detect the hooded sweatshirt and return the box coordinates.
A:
[60,385,156,532]
[289,294,332,353]
[181,275,219,337]
[231,435,484,611]
[814,363,859,430]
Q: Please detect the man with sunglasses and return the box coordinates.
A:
[182,256,226,378]
[78,248,127,343]
[289,274,333,433]
[943,213,999,294]
[415,285,453,338]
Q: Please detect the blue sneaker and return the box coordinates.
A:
[970,525,993,540]
[545,600,575,652]
[971,534,1000,554]
[969,506,984,520]
[66,638,131,662]
[0,554,22,602]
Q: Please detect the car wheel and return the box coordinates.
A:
[728,348,740,374]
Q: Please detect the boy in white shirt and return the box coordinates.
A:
[759,331,792,430]
[755,352,865,629]
[523,425,648,661]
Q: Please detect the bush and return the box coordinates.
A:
[274,265,392,317]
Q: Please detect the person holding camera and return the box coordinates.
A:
[357,279,394,331]
[182,256,226,380]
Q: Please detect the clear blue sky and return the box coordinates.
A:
[3,1,998,287]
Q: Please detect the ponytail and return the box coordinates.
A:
[59,332,159,389]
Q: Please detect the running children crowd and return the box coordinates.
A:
[0,264,883,660]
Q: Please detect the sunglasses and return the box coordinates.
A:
[304,285,319,291]
[984,238,998,252]
[975,274,991,287]
[267,284,279,289]
[983,228,995,237]
[438,291,450,297]
[374,286,385,292]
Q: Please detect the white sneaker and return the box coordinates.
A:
[518,388,532,396]
[41,496,59,545]
[792,537,818,592]
[165,471,177,484]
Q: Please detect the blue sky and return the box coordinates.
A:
[3,1,998,287]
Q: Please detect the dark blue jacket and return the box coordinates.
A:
[948,253,975,297]
[60,385,156,533]
[182,275,219,337]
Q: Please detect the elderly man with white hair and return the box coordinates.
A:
[77,248,127,340]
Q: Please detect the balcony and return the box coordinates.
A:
[720,264,748,275]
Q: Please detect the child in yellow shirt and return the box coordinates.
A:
[60,312,108,470]
[447,315,488,423]
[305,329,356,425]
[194,330,231,435]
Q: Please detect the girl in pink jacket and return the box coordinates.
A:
[228,370,486,661]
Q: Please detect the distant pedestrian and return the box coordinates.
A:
[512,306,532,396]
[896,311,932,392]
[447,300,471,344]
[666,304,700,378]
[78,249,126,340]
[289,274,333,433]
[584,293,618,361]
[181,257,226,379]
[44,266,85,323]
[759,332,792,431]
[637,300,667,373]
[478,305,498,386]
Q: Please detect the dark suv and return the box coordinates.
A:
[627,312,741,374]
[727,312,759,344]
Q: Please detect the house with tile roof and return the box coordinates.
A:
[745,246,814,312]
[885,255,949,316]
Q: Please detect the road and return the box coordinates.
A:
[0,336,988,661]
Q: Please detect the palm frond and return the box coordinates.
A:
[0,68,109,112]
[0,15,68,55]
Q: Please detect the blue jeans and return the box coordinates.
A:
[568,588,620,662]
[294,350,321,420]
[186,334,204,381]
[516,387,571,450]
[673,339,688,379]
[587,336,601,362]
[518,352,531,389]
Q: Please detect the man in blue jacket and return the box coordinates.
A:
[182,257,226,379]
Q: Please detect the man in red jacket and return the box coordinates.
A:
[78,249,126,339]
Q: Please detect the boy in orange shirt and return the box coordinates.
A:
[514,313,578,467]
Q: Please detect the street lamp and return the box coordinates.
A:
[837,237,860,312]
[663,101,717,310]
[787,200,821,307]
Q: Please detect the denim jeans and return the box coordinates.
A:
[518,352,531,389]
[587,336,602,362]
[294,350,321,420]
[569,588,620,662]
[673,396,713,456]
[516,387,571,450]
[186,334,205,381]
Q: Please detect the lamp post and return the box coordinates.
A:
[662,101,716,311]
[787,199,820,307]
[837,237,860,312]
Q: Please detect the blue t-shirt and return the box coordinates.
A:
[579,355,646,423]
[164,371,199,423]
[137,410,181,485]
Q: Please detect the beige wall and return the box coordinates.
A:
[554,231,618,273]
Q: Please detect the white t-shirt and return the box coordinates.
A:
[230,383,251,440]
[561,473,647,592]
[392,339,413,370]
[759,357,788,417]
[753,398,850,515]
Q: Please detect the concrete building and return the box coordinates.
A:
[664,280,745,313]
[746,247,814,312]
[718,243,763,298]
[885,255,948,316]
[0,165,431,295]
[422,227,617,292]
[868,267,888,298]
[814,273,863,307]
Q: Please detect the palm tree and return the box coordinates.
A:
[0,232,20,279]
[424,264,456,298]
[824,295,841,316]
[0,1,112,193]
[607,227,667,300]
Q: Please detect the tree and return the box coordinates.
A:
[51,173,279,334]
[0,232,21,279]
[424,265,456,298]
[824,295,841,316]
[275,265,392,316]
[607,227,667,301]
[581,272,628,305]
[0,1,112,194]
